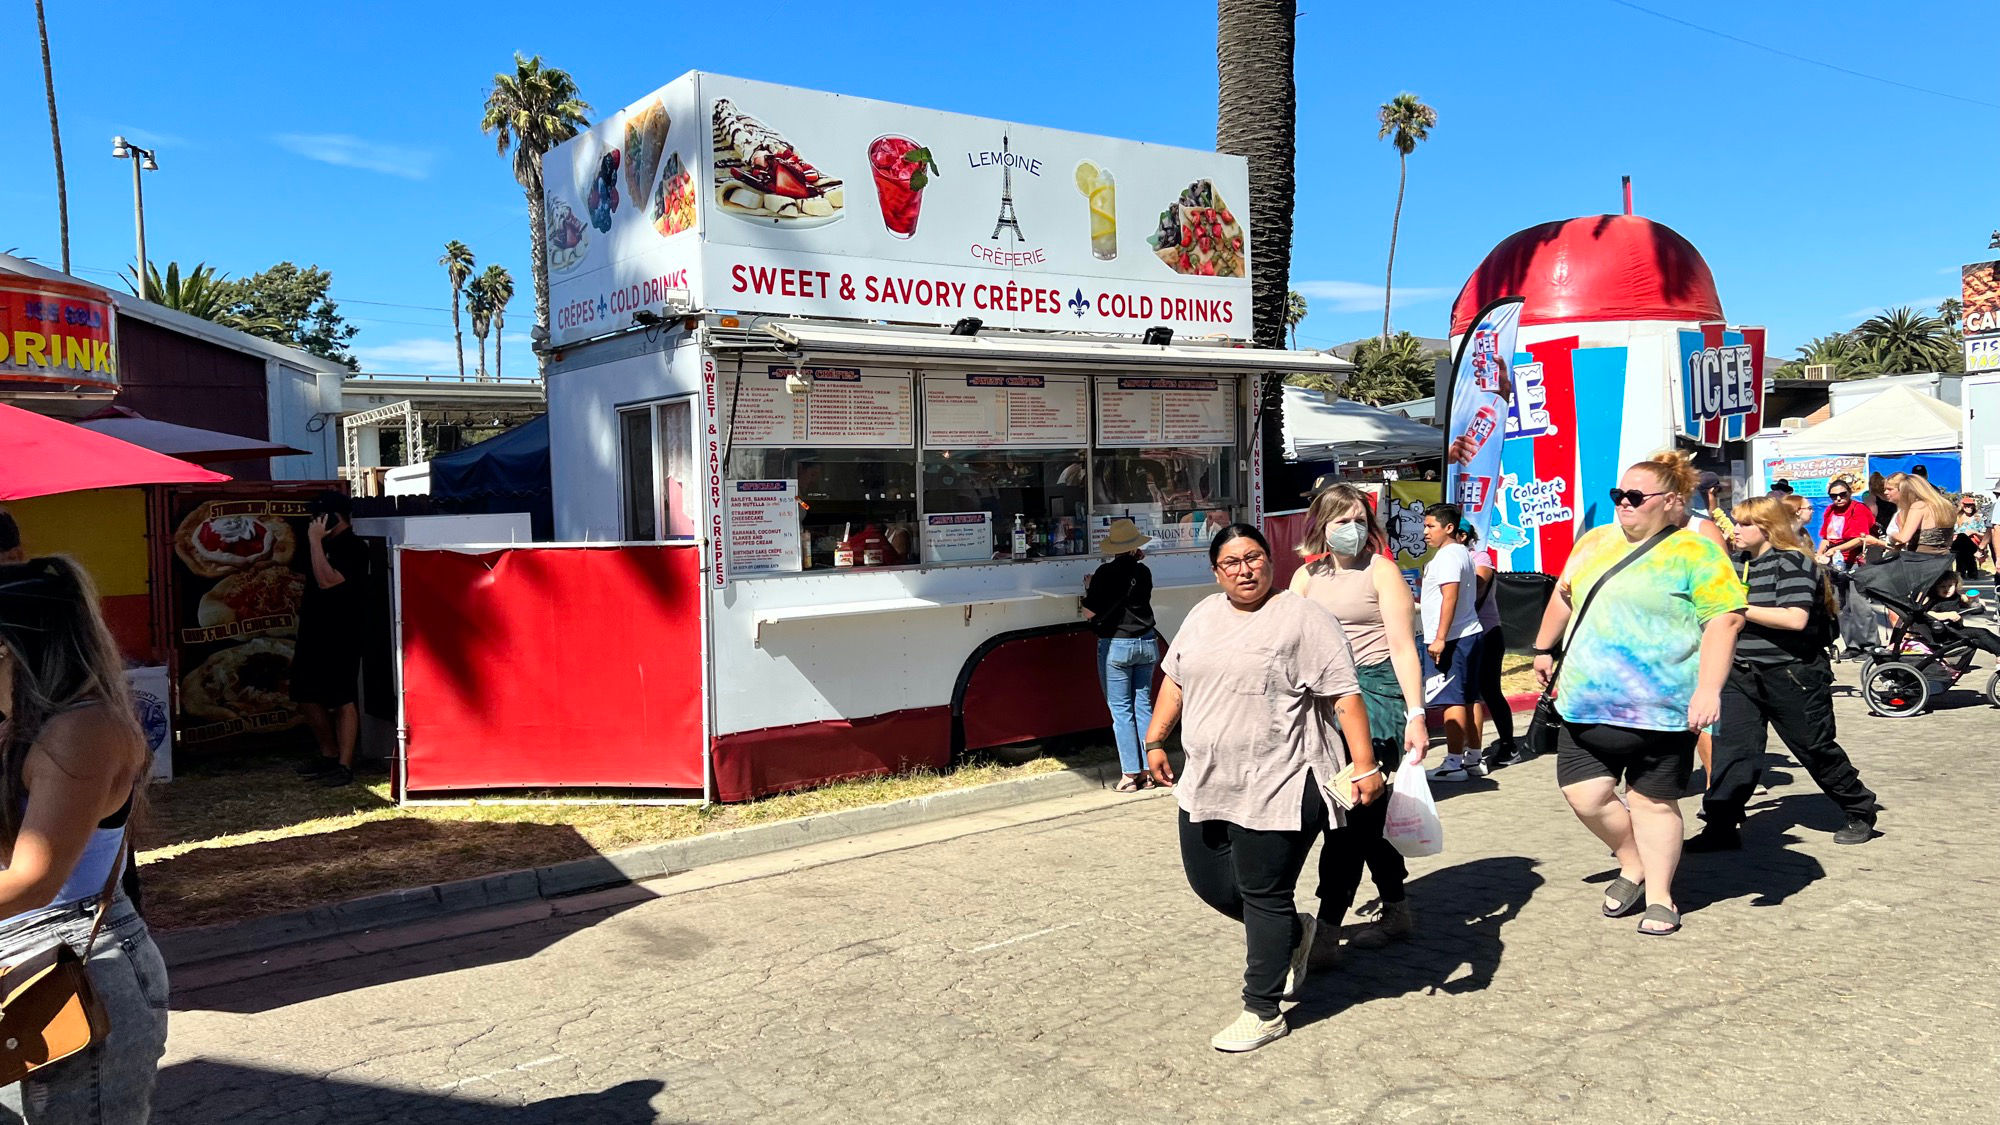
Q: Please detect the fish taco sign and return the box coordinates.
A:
[0,276,119,392]
[541,72,1253,346]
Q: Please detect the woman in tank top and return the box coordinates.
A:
[0,557,166,1123]
[1289,483,1431,958]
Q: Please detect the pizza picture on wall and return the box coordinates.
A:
[1148,179,1246,278]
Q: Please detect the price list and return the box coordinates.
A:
[1096,377,1235,446]
[923,374,1088,448]
[731,367,914,448]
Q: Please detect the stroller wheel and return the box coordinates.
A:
[1863,661,1930,718]
[1987,671,2000,710]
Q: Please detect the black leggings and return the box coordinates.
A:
[1475,627,1515,742]
[1313,795,1406,932]
[1178,778,1327,1019]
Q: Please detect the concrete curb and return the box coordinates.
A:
[156,757,1136,969]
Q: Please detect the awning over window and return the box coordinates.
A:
[738,320,1355,377]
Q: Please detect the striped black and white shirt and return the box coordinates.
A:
[1737,549,1824,665]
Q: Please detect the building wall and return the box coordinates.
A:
[112,317,272,482]
[549,336,700,541]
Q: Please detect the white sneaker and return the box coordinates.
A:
[1461,756,1489,779]
[1429,755,1471,782]
[1281,912,1318,1000]
[1211,1009,1289,1052]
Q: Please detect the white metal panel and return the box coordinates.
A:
[549,335,701,540]
[1961,372,2000,491]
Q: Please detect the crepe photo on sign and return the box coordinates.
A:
[711,98,844,226]
[1148,179,1245,278]
[181,638,299,726]
[624,100,671,206]
[653,152,698,237]
[545,193,591,274]
[198,562,306,637]
[174,504,297,579]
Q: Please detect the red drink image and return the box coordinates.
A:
[869,135,934,239]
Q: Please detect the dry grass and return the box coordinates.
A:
[1501,651,1541,698]
[138,745,1110,933]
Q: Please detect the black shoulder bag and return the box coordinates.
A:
[1525,528,1675,756]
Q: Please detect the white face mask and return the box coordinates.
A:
[1326,521,1369,557]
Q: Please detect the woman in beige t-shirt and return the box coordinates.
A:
[1145,524,1380,1054]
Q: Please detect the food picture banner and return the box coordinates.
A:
[921,373,1089,449]
[1442,297,1523,545]
[725,479,802,575]
[1761,454,1867,533]
[1676,324,1767,446]
[1963,261,2000,336]
[543,72,1252,346]
[726,366,914,448]
[0,276,118,391]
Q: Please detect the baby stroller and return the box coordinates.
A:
[1852,552,2000,717]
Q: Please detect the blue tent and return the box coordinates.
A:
[430,415,552,539]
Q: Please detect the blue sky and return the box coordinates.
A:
[5,0,1992,373]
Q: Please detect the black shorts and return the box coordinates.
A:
[1553,721,1696,800]
[290,636,361,708]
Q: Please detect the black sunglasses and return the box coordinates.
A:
[1827,491,1851,499]
[1609,488,1671,508]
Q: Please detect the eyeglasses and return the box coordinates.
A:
[1609,488,1672,508]
[1827,492,1851,500]
[1214,551,1269,575]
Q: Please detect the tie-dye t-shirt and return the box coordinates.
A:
[1555,526,1746,732]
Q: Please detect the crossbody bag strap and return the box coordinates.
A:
[80,790,136,959]
[1547,527,1676,688]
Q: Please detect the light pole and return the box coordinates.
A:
[111,135,158,298]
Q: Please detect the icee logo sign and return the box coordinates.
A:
[1677,324,1766,445]
[1686,345,1756,423]
[1504,361,1551,439]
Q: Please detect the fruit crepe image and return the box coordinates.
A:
[624,100,671,205]
[545,194,591,272]
[587,147,623,232]
[869,136,937,239]
[198,562,306,636]
[1148,179,1245,277]
[1074,161,1116,260]
[712,98,844,224]
[652,152,697,237]
[173,504,297,578]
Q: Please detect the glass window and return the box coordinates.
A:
[620,407,656,540]
[657,400,696,538]
[1091,446,1240,551]
[921,448,1091,559]
[726,447,918,569]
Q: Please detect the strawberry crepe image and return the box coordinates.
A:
[711,98,844,224]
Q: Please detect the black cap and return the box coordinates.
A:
[305,490,353,519]
[1770,479,1793,494]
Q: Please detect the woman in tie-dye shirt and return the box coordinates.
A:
[1531,450,1746,937]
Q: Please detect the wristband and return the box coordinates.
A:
[1532,645,1558,656]
[1146,740,1168,751]
[1350,765,1381,782]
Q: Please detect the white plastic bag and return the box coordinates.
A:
[1383,757,1444,858]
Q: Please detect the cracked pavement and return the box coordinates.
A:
[156,666,2000,1123]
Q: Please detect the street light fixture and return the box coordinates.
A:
[111,135,160,298]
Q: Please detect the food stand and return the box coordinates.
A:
[392,72,1351,801]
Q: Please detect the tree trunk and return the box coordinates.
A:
[35,0,69,275]
[1217,0,1297,512]
[1384,153,1405,345]
[451,290,465,379]
[494,314,504,380]
[525,158,551,366]
[477,333,489,381]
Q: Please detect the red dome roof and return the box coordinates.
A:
[1450,214,1723,336]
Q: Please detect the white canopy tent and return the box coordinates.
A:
[1768,385,1962,457]
[1281,383,1444,463]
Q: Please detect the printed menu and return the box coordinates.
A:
[1095,377,1235,446]
[730,366,915,448]
[726,479,802,575]
[923,511,995,563]
[922,374,1089,449]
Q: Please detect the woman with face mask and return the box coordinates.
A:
[1289,484,1429,959]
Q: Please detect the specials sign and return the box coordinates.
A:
[1676,324,1767,446]
[0,276,119,392]
[542,72,1252,346]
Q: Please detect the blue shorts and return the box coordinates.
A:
[1420,635,1476,707]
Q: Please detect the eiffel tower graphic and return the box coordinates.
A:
[990,133,1026,242]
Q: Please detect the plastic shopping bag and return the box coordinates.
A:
[1383,757,1444,858]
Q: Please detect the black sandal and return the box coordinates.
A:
[1637,903,1682,936]
[1602,875,1645,918]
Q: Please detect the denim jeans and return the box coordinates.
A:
[1097,634,1157,774]
[0,897,168,1125]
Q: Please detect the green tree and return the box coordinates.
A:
[1336,331,1441,405]
[1780,333,1863,379]
[121,261,284,336]
[440,240,475,379]
[482,54,590,346]
[1853,306,1954,375]
[1218,0,1298,500]
[1283,289,1308,349]
[1377,92,1437,344]
[224,261,360,370]
[478,264,515,380]
[35,0,68,274]
[1939,296,1963,334]
[465,271,494,379]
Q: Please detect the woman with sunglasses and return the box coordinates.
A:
[1530,451,1746,936]
[1289,485,1429,959]
[1146,524,1379,1053]
[0,558,167,1122]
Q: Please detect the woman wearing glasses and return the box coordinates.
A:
[1145,524,1379,1053]
[1530,451,1746,936]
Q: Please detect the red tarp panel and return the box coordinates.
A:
[400,545,705,792]
[960,629,1113,752]
[711,706,951,803]
[0,401,228,500]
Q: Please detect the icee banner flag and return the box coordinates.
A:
[1443,296,1524,544]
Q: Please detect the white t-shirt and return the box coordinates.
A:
[1421,542,1485,643]
[1468,547,1502,630]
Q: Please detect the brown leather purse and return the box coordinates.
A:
[0,823,129,1085]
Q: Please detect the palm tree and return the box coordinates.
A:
[1939,296,1963,335]
[121,261,283,336]
[1341,331,1436,404]
[440,241,475,379]
[1218,0,1298,501]
[1377,93,1437,344]
[1786,333,1862,379]
[1854,307,1954,374]
[35,0,68,274]
[481,54,590,348]
[478,264,515,380]
[466,273,494,380]
[1284,289,1308,349]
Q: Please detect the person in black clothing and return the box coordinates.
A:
[292,491,371,787]
[1082,519,1160,792]
[1690,496,1880,851]
[0,509,22,565]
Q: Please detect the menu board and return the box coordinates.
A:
[923,511,995,563]
[729,366,914,448]
[1095,377,1236,447]
[922,374,1089,449]
[726,479,802,575]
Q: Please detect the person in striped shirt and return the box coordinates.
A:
[1689,496,1881,852]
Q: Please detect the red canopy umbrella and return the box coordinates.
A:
[1,401,229,501]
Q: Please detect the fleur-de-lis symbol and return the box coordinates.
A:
[1068,289,1089,317]
[596,296,609,319]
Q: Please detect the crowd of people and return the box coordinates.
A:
[1099,449,1957,1053]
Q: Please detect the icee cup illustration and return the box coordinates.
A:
[869,135,938,239]
[1075,161,1116,260]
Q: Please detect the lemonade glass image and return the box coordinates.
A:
[1075,162,1116,260]
[869,135,932,239]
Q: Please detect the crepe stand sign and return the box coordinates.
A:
[167,497,313,745]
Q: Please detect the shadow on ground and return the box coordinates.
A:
[151,1063,668,1125]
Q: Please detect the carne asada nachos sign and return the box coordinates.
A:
[542,72,1252,347]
